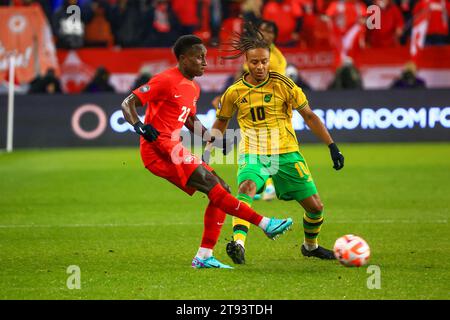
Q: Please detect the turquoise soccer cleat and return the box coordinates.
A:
[264,217,293,240]
[191,256,234,269]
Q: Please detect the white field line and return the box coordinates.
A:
[0,219,447,229]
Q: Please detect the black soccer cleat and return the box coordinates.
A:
[226,241,246,264]
[301,245,336,260]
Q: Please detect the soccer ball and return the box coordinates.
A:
[333,234,370,267]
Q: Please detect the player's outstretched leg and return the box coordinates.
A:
[207,183,293,239]
[192,202,233,269]
[187,167,293,242]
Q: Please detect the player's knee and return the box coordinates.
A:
[238,180,257,197]
[310,202,324,214]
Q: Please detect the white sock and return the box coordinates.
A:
[303,242,319,251]
[258,217,271,230]
[196,247,213,260]
[236,239,245,248]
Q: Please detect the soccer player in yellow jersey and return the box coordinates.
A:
[206,23,345,264]
[248,20,286,202]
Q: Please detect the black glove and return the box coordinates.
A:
[328,142,344,170]
[133,121,159,142]
[210,136,234,155]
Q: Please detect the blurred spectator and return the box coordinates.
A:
[110,0,144,47]
[130,66,152,90]
[391,62,426,88]
[141,0,180,47]
[219,4,243,46]
[325,0,367,49]
[413,0,450,45]
[241,0,264,25]
[262,0,304,46]
[296,0,316,48]
[286,64,311,89]
[84,0,114,47]
[52,0,85,49]
[367,0,404,48]
[209,0,223,46]
[83,67,115,93]
[328,56,363,89]
[28,68,62,94]
[172,0,199,35]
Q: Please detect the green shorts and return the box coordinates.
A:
[237,152,317,202]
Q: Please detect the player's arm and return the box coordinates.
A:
[298,104,344,170]
[121,93,159,142]
[185,114,215,142]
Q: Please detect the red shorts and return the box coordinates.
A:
[141,138,213,196]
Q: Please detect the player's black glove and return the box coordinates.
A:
[328,142,344,170]
[133,121,159,142]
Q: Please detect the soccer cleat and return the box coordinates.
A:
[301,245,336,260]
[226,241,246,264]
[264,217,293,240]
[253,193,262,200]
[262,184,276,201]
[191,256,234,269]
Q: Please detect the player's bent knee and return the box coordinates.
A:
[238,180,257,197]
[187,166,220,194]
[311,202,324,214]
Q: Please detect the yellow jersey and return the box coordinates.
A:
[217,71,308,155]
[243,44,287,75]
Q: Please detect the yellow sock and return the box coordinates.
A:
[232,194,253,245]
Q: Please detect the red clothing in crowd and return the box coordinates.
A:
[262,0,304,45]
[413,0,450,36]
[325,0,367,36]
[367,2,404,48]
[172,0,199,27]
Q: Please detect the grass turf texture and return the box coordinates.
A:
[0,143,449,300]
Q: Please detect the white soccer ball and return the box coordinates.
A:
[333,234,370,267]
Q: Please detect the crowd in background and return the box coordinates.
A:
[2,0,449,49]
[1,0,443,93]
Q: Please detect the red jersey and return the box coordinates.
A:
[413,0,450,36]
[132,67,200,165]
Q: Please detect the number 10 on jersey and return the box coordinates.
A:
[250,107,266,121]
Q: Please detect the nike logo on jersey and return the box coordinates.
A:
[174,94,182,98]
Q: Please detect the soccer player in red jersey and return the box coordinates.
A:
[121,35,293,269]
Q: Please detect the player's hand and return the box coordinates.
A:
[328,143,344,170]
[133,121,159,142]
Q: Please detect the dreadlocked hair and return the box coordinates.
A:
[221,21,270,60]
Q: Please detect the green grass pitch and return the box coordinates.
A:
[0,143,449,299]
